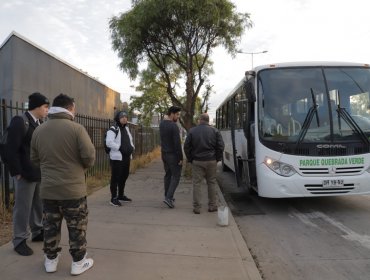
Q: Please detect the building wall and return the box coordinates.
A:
[0,35,14,103]
[0,34,121,118]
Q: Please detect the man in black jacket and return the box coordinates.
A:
[5,92,49,255]
[159,106,183,208]
[184,113,224,214]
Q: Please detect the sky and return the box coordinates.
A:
[1,0,370,120]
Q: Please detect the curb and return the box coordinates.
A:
[216,185,263,280]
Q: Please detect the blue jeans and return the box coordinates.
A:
[162,153,181,200]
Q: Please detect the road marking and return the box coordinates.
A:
[289,208,318,228]
[289,207,370,250]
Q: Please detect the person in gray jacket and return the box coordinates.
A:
[31,94,96,275]
[184,113,224,214]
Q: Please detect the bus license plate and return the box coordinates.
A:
[322,179,344,188]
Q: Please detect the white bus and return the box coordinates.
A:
[216,62,370,197]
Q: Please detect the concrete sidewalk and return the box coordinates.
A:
[0,158,262,280]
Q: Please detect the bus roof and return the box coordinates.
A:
[216,61,370,110]
[254,61,369,72]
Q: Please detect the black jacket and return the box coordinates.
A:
[184,124,224,162]
[159,120,183,162]
[5,112,41,182]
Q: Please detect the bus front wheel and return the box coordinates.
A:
[222,157,231,172]
[237,159,257,195]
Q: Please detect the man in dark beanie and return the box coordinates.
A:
[28,92,50,110]
[5,92,49,256]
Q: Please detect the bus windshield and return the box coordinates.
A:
[258,67,370,146]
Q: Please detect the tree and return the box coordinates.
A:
[129,64,171,126]
[110,0,251,130]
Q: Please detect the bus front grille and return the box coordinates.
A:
[299,166,364,176]
[304,184,355,194]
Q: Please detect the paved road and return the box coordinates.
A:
[217,168,370,280]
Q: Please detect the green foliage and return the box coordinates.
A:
[110,0,251,130]
[129,62,172,126]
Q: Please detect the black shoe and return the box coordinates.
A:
[32,230,44,242]
[118,196,132,202]
[110,198,122,207]
[163,199,174,208]
[14,240,33,256]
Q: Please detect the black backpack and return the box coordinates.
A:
[0,114,30,164]
[104,126,119,154]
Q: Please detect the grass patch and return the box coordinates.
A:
[183,160,192,179]
[86,171,111,195]
[0,203,13,246]
[130,147,161,173]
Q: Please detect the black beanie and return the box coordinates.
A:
[28,92,49,110]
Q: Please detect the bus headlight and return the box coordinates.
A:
[264,157,297,177]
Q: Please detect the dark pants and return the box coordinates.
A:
[162,153,181,200]
[42,197,88,262]
[110,157,130,199]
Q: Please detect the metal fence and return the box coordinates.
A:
[1,99,160,209]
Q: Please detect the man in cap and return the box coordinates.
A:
[5,92,49,255]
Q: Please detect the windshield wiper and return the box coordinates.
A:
[295,89,320,150]
[336,90,370,145]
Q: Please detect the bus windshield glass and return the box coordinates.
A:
[258,66,370,144]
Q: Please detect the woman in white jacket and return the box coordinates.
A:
[106,111,135,206]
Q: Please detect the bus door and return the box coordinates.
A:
[233,79,257,190]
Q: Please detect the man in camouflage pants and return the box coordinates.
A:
[42,198,88,262]
[31,94,96,275]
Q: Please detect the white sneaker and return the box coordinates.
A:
[44,254,60,273]
[70,255,94,275]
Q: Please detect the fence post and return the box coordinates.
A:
[1,99,10,209]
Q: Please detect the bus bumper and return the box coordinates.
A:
[257,164,370,198]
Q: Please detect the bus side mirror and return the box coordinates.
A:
[244,82,256,102]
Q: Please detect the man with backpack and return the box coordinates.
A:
[5,92,49,256]
[105,111,135,206]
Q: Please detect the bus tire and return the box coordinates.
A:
[222,158,231,172]
[237,159,257,195]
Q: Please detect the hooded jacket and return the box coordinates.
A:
[30,110,96,200]
[105,111,135,161]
